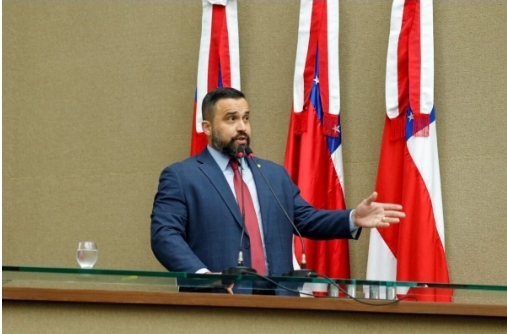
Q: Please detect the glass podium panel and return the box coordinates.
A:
[3,265,507,305]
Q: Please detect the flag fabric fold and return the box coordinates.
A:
[366,0,452,302]
[191,0,241,155]
[284,0,350,281]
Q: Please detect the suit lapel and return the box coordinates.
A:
[196,149,243,227]
[247,157,271,236]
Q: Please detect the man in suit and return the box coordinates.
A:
[151,87,405,294]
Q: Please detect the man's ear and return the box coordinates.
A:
[202,120,212,136]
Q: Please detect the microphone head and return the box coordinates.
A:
[245,146,254,158]
[236,145,246,158]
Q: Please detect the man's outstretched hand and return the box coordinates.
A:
[352,192,405,228]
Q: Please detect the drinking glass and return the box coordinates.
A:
[76,241,98,269]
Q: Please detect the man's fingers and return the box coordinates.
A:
[371,213,403,228]
[384,217,400,224]
[376,210,405,226]
[356,192,405,229]
[225,283,234,294]
[380,203,404,211]
[363,191,378,206]
[383,210,406,218]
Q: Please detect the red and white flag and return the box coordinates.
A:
[284,0,350,280]
[191,0,241,155]
[366,0,451,302]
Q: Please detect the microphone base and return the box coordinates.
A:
[282,269,317,278]
[222,266,257,286]
[222,266,257,276]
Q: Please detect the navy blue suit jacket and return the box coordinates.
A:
[151,148,360,277]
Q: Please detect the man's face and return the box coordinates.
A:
[203,97,251,157]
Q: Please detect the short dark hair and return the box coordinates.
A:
[201,87,245,121]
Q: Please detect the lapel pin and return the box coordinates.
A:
[257,164,261,168]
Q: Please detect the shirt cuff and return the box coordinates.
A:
[349,210,359,238]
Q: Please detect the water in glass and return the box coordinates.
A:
[76,241,98,269]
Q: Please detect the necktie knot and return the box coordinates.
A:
[229,159,240,171]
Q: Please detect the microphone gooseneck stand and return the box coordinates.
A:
[244,146,317,278]
[222,146,257,277]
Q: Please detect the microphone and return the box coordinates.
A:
[244,146,316,278]
[222,145,257,277]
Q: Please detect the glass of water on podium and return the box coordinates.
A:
[76,241,98,269]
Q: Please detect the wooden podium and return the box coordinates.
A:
[3,266,506,334]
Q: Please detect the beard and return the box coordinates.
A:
[211,128,250,158]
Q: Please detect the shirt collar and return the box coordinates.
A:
[207,145,245,171]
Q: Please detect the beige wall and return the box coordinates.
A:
[3,0,506,290]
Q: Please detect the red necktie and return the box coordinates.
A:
[229,159,266,275]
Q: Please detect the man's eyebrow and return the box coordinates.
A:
[222,110,249,118]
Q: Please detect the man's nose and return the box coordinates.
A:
[236,120,247,131]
